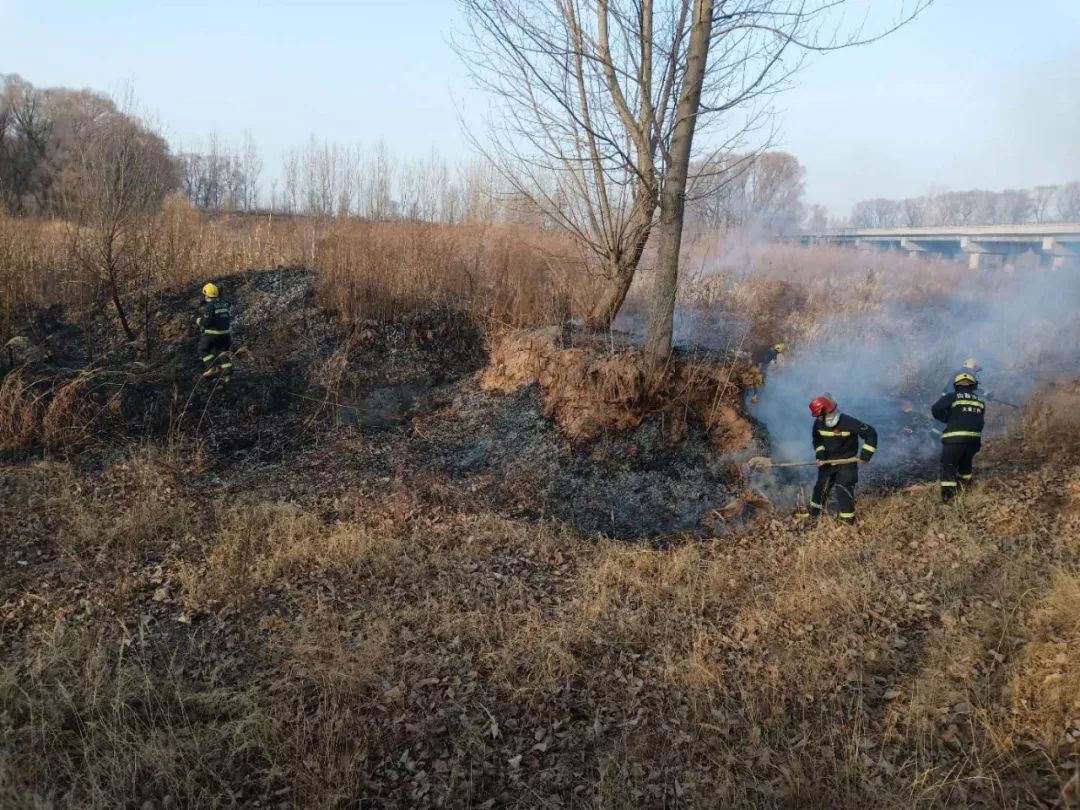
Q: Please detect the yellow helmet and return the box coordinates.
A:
[202,283,219,299]
[962,358,980,372]
[773,342,786,353]
[954,371,978,387]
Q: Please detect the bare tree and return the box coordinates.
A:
[459,0,932,355]
[851,198,901,228]
[1032,185,1058,223]
[803,203,827,232]
[64,104,176,341]
[692,151,805,235]
[0,75,52,214]
[644,0,933,362]
[456,0,677,329]
[901,196,929,227]
[994,188,1033,225]
[1057,181,1080,222]
[240,131,263,210]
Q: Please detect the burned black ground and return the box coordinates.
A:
[4,267,756,539]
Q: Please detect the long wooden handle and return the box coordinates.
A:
[770,457,860,469]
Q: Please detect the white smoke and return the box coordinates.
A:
[751,266,1080,481]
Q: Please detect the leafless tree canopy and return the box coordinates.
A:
[456,0,689,327]
[1060,181,1080,222]
[689,150,806,235]
[63,101,177,342]
[177,132,263,213]
[456,0,934,344]
[0,74,175,218]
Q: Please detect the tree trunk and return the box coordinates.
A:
[584,191,656,331]
[584,261,636,331]
[107,264,135,342]
[644,0,713,366]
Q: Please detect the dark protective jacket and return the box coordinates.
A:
[752,345,779,369]
[197,300,231,335]
[931,389,985,442]
[812,413,878,462]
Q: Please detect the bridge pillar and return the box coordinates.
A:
[900,238,927,260]
[1041,237,1079,270]
[961,238,1006,270]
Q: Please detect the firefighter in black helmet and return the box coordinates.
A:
[197,282,232,382]
[931,371,985,501]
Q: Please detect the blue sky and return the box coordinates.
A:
[1,0,1078,214]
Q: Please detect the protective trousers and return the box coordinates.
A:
[198,333,232,382]
[809,463,858,524]
[940,440,980,501]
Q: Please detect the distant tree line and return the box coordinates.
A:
[176,132,263,213]
[273,138,514,223]
[847,183,1080,229]
[0,74,176,217]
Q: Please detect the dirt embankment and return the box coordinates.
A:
[2,267,764,539]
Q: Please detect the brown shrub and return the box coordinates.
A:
[482,327,760,448]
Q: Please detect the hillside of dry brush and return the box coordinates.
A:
[1,214,1078,809]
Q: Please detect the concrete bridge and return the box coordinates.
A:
[798,223,1080,269]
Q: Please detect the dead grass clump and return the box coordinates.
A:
[179,500,405,606]
[1020,380,1080,460]
[1007,573,1080,754]
[0,369,43,452]
[40,373,98,453]
[0,621,326,810]
[482,327,760,447]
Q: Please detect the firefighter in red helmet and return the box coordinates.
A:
[808,395,878,524]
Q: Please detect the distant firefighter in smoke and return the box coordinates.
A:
[752,341,786,373]
[931,371,986,502]
[807,395,878,525]
[749,341,785,404]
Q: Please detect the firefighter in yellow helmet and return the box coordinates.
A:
[752,341,786,372]
[942,358,982,396]
[931,371,986,501]
[748,341,786,404]
[196,283,232,382]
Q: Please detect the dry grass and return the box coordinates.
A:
[0,369,115,456]
[0,369,43,452]
[3,414,1079,807]
[0,204,598,343]
[3,211,1080,806]
[481,327,761,447]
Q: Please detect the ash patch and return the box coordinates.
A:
[7,267,747,539]
[407,382,741,539]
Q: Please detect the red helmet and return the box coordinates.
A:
[809,395,837,418]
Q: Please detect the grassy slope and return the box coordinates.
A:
[1,400,1078,808]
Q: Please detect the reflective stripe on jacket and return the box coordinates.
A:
[931,390,985,442]
[197,300,231,335]
[812,413,878,462]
